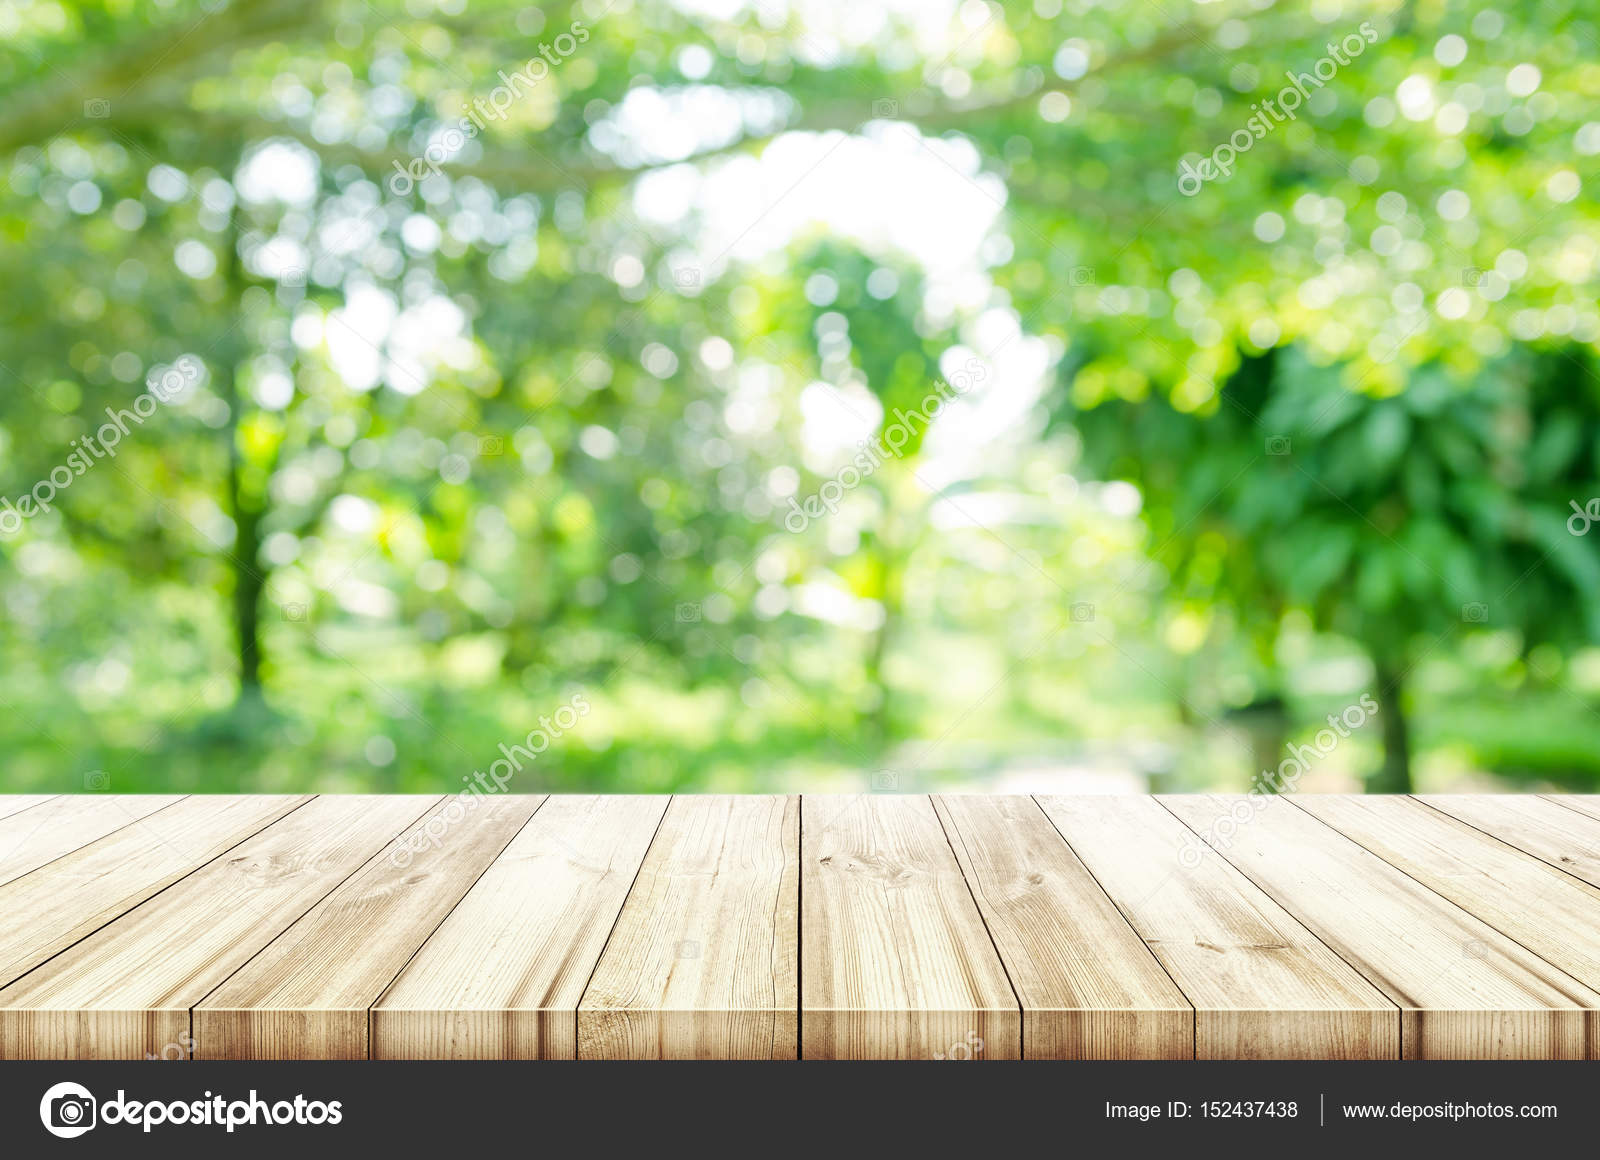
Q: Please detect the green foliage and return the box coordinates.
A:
[1074,343,1600,786]
[0,0,1597,793]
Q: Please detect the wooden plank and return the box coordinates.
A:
[195,795,546,1060]
[933,795,1191,1058]
[372,795,669,1059]
[1414,795,1600,889]
[1296,795,1600,997]
[801,795,1020,1060]
[0,796,54,823]
[1161,794,1600,1059]
[0,795,434,1059]
[1552,795,1600,824]
[0,795,184,889]
[579,795,798,1060]
[1035,795,1395,1059]
[0,795,310,990]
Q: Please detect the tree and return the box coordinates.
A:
[1072,344,1600,790]
[1,0,1598,791]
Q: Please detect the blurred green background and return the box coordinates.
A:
[1,0,1597,796]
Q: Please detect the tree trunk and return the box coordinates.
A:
[219,209,265,707]
[861,489,903,745]
[230,469,265,699]
[1248,706,1289,792]
[862,547,899,744]
[1368,660,1412,793]
[1227,693,1287,791]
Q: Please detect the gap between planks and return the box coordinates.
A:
[1,795,1598,1060]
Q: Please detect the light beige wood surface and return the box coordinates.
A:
[372,794,668,1059]
[801,795,1020,1060]
[1296,795,1600,996]
[0,795,310,990]
[4,793,1600,1061]
[196,795,545,1059]
[1161,794,1600,1059]
[1551,795,1600,823]
[1037,794,1396,1059]
[1416,794,1600,889]
[0,795,433,1059]
[579,795,799,1059]
[0,794,184,888]
[0,797,55,823]
[934,794,1192,1058]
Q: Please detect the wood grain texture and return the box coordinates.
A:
[1415,795,1600,889]
[0,795,184,888]
[8,792,1600,1061]
[1552,796,1600,824]
[0,795,310,991]
[196,795,545,1059]
[0,795,434,1059]
[579,795,799,1059]
[0,797,55,823]
[934,795,1192,1058]
[1296,795,1600,998]
[801,795,1020,1060]
[1036,795,1395,1059]
[1161,794,1600,1059]
[372,795,669,1060]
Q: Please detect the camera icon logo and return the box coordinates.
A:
[84,98,111,119]
[673,266,701,288]
[479,435,505,456]
[870,770,900,792]
[1069,601,1096,623]
[1462,267,1485,287]
[871,98,899,118]
[40,1082,97,1138]
[1461,602,1489,623]
[675,602,702,623]
[1069,266,1095,286]
[1265,435,1291,455]
[282,602,308,622]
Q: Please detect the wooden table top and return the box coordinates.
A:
[0,792,1598,1060]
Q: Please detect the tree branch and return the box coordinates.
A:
[0,0,324,158]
